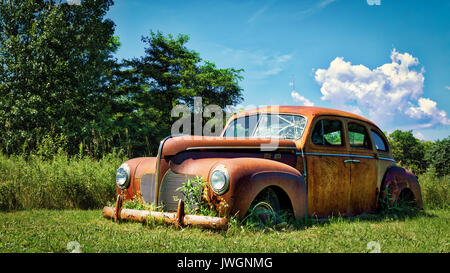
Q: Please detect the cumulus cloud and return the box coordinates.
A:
[406,97,450,128]
[291,91,314,106]
[314,49,449,129]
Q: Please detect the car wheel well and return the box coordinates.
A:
[259,186,294,214]
[397,188,417,207]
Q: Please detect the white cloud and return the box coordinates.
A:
[413,131,426,141]
[446,86,450,90]
[314,49,449,129]
[406,98,450,128]
[291,91,315,106]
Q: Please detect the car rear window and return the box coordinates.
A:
[371,130,388,151]
[348,122,372,149]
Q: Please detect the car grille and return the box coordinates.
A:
[140,173,156,204]
[158,170,194,212]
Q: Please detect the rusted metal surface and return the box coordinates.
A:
[305,116,351,217]
[175,199,185,228]
[162,135,298,157]
[110,106,422,224]
[113,194,123,222]
[306,152,351,217]
[381,165,423,208]
[347,156,378,215]
[103,199,229,230]
[170,155,307,219]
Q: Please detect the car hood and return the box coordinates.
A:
[161,135,298,157]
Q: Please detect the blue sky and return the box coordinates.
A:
[107,0,449,140]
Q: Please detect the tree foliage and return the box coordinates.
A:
[388,130,427,174]
[0,0,118,155]
[111,31,243,156]
[387,130,449,177]
[425,137,450,177]
[0,2,244,158]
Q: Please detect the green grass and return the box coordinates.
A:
[0,209,448,253]
[419,169,449,210]
[0,152,124,210]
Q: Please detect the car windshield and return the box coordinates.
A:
[223,114,307,140]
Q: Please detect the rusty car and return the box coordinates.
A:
[103,106,423,229]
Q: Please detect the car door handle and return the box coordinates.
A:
[344,159,360,163]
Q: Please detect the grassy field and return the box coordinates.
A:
[0,209,448,253]
[0,153,448,253]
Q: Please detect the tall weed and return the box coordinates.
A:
[0,151,126,210]
[419,168,449,209]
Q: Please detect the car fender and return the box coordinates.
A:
[209,158,307,220]
[380,165,423,208]
[117,157,157,198]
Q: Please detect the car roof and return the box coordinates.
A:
[232,106,378,128]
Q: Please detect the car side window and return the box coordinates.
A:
[311,119,343,146]
[348,122,372,149]
[370,130,387,152]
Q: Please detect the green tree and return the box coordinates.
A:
[114,31,243,156]
[0,0,118,155]
[425,137,450,177]
[388,130,427,174]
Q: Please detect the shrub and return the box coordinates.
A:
[425,137,450,177]
[0,151,126,211]
[388,130,427,174]
[419,168,449,210]
[176,176,216,216]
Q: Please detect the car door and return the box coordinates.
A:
[305,116,351,217]
[345,120,378,215]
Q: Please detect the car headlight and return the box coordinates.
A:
[116,163,131,190]
[210,165,229,195]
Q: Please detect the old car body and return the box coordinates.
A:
[114,106,423,220]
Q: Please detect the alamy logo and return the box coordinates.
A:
[67,0,81,5]
[66,241,82,253]
[366,241,381,253]
[170,97,282,151]
[367,0,381,5]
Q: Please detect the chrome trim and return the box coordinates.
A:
[347,154,374,159]
[116,163,131,190]
[299,145,308,219]
[155,134,185,203]
[210,164,230,195]
[297,152,395,162]
[186,146,298,150]
[344,159,360,163]
[298,152,351,158]
[158,170,194,211]
[378,157,396,162]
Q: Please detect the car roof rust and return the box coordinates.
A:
[232,106,378,127]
